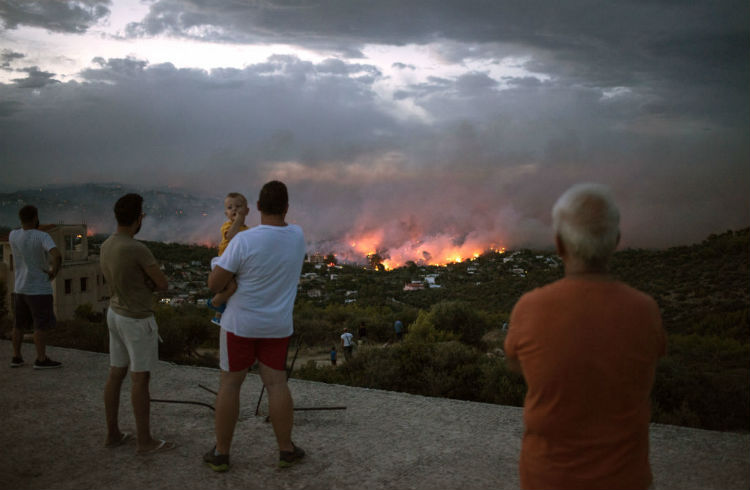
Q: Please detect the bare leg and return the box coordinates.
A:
[11,327,23,359]
[33,329,47,361]
[214,369,248,454]
[259,362,294,452]
[104,366,129,445]
[131,371,160,452]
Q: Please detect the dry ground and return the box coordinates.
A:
[1,340,748,490]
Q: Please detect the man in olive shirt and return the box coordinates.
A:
[100,193,174,454]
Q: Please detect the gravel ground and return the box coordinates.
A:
[1,340,748,490]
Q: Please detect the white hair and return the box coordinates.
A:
[552,183,620,266]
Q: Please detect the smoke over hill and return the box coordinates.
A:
[0,183,538,266]
[0,184,221,247]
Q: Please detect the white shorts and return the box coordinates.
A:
[107,308,159,372]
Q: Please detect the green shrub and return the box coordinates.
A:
[47,319,109,353]
[405,310,458,343]
[418,300,490,347]
[295,340,521,404]
[652,334,750,431]
[154,304,218,362]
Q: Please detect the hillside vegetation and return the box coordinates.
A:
[294,228,750,432]
[4,229,746,432]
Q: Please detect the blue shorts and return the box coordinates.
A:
[13,293,56,331]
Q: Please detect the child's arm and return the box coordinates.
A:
[224,206,249,243]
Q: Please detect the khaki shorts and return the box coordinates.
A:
[107,308,159,372]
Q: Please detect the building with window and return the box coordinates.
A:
[0,224,109,321]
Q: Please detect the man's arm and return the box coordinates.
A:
[144,263,169,291]
[208,265,234,294]
[47,247,62,280]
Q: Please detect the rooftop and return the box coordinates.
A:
[2,340,748,490]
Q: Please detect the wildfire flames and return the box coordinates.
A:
[331,229,506,270]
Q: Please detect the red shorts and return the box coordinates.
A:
[219,329,290,372]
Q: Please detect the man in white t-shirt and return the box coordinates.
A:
[341,328,354,361]
[204,180,306,473]
[8,205,62,369]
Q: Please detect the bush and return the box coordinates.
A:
[404,310,458,344]
[417,300,490,347]
[47,319,109,353]
[652,334,750,431]
[295,340,525,405]
[154,304,218,363]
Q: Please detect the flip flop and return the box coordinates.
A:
[137,439,176,455]
[105,432,133,448]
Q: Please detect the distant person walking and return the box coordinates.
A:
[504,183,666,489]
[341,328,354,361]
[357,321,368,343]
[207,192,250,325]
[394,319,404,341]
[8,205,62,369]
[100,193,174,454]
[204,180,306,472]
[330,346,337,366]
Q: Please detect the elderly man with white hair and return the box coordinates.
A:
[504,183,666,490]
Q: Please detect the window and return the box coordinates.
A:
[65,279,72,294]
[80,277,88,292]
[63,233,84,260]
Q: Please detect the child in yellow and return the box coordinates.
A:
[208,192,250,325]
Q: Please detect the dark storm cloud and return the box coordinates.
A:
[123,1,749,128]
[0,0,111,33]
[1,48,24,69]
[1,44,747,248]
[0,99,21,116]
[0,54,397,191]
[0,1,747,250]
[11,66,58,88]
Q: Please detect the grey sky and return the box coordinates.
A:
[0,0,747,260]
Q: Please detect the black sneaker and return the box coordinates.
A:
[203,447,230,472]
[33,357,62,370]
[278,444,305,468]
[10,357,24,368]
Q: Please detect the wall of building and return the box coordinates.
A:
[1,224,109,321]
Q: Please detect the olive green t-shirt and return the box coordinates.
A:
[100,233,159,319]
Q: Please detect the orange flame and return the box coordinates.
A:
[328,229,506,269]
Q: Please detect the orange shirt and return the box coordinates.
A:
[505,277,666,490]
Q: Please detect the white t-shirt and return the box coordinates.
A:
[341,332,354,347]
[215,224,305,338]
[9,228,57,295]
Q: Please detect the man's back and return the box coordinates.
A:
[100,233,157,319]
[9,228,56,295]
[505,277,665,489]
[216,224,305,338]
